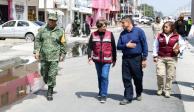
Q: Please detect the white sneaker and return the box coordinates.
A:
[164,91,171,98]
[156,90,163,96]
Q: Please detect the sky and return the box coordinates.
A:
[139,0,192,16]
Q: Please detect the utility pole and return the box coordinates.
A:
[133,0,136,14]
[192,0,194,23]
[69,0,73,23]
[44,0,47,22]
[143,4,145,16]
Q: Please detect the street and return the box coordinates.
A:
[0,26,187,112]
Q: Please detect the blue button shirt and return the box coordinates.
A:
[117,27,148,60]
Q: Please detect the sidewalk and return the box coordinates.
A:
[176,43,194,112]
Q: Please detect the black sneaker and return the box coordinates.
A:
[136,95,142,101]
[120,99,131,105]
[97,94,101,98]
[97,94,101,101]
[100,96,107,103]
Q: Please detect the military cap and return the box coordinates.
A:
[48,12,58,21]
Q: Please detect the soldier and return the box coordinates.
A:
[34,12,67,101]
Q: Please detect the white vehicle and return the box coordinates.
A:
[139,16,150,24]
[0,20,40,41]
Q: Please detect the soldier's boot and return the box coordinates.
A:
[43,76,48,84]
[47,86,53,101]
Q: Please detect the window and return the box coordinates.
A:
[17,21,29,27]
[2,21,16,27]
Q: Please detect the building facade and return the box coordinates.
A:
[91,0,120,26]
[0,0,9,22]
[119,0,140,18]
[0,0,38,22]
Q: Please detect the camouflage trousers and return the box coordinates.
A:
[40,61,59,87]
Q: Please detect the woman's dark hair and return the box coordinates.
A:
[162,21,176,33]
[96,19,108,28]
[121,15,134,26]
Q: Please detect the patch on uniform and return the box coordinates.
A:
[60,32,66,43]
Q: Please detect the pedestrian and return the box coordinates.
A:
[153,21,185,98]
[82,21,91,36]
[87,19,117,103]
[188,24,194,38]
[174,14,189,39]
[117,15,148,105]
[187,17,192,32]
[34,12,67,101]
[188,24,194,90]
[174,14,188,58]
[151,16,163,38]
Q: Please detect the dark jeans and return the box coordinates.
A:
[122,55,143,100]
[95,62,111,96]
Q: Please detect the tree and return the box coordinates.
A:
[138,4,155,17]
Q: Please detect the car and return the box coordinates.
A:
[34,21,45,26]
[139,16,150,24]
[0,20,40,41]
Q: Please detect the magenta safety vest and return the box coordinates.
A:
[157,33,179,57]
[92,31,112,63]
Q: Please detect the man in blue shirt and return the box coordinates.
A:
[117,15,148,105]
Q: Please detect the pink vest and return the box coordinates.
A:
[157,33,179,57]
[92,31,112,63]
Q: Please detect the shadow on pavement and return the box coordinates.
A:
[34,89,57,97]
[143,88,194,102]
[172,94,194,102]
[75,92,123,101]
[174,81,194,89]
[143,88,182,99]
[143,89,157,95]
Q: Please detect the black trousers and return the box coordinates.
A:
[122,55,143,100]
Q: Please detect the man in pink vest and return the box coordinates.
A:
[87,19,117,103]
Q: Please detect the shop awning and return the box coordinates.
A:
[47,9,64,15]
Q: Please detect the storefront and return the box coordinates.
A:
[11,0,27,20]
[0,0,8,23]
[91,0,112,26]
[28,0,38,21]
[109,0,120,25]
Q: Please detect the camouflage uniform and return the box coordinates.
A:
[34,21,67,88]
